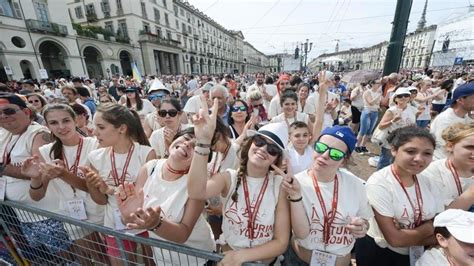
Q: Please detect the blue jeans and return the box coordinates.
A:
[359,110,378,136]
[416,120,430,128]
[377,147,392,170]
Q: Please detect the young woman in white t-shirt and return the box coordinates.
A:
[81,103,156,265]
[149,98,188,158]
[123,87,155,121]
[187,98,290,265]
[279,125,372,266]
[357,126,443,266]
[22,104,107,264]
[114,127,215,265]
[355,79,382,153]
[414,80,443,128]
[422,123,474,210]
[271,90,313,130]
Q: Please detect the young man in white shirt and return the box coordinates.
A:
[430,82,474,159]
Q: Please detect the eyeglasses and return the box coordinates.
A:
[252,103,263,108]
[28,99,40,103]
[158,109,179,118]
[148,94,164,101]
[253,135,281,157]
[314,142,346,161]
[231,106,247,112]
[0,107,21,116]
[396,94,411,98]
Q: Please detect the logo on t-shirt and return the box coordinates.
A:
[224,199,274,240]
[308,205,353,245]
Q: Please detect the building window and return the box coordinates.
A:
[154,8,160,23]
[104,21,114,34]
[74,6,83,18]
[175,19,179,30]
[162,0,167,8]
[101,0,110,17]
[166,30,171,40]
[34,0,49,22]
[12,1,22,18]
[118,20,128,37]
[155,26,161,37]
[164,13,169,27]
[85,3,95,16]
[173,5,178,16]
[141,1,147,19]
[116,0,123,14]
[179,7,184,16]
[143,22,150,33]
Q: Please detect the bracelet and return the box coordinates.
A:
[287,195,302,202]
[30,182,44,190]
[194,150,210,156]
[149,216,163,231]
[196,142,212,148]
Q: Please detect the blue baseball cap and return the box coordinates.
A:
[451,82,474,106]
[319,125,357,154]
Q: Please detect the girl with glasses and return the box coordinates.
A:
[228,99,258,145]
[124,87,155,122]
[375,88,421,170]
[149,98,188,159]
[26,93,47,115]
[187,98,290,265]
[356,126,442,266]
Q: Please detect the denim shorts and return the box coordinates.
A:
[20,218,72,254]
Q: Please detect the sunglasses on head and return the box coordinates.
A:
[0,107,21,116]
[158,109,178,118]
[314,142,346,161]
[231,106,247,112]
[253,135,282,157]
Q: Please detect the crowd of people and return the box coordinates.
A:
[0,67,473,266]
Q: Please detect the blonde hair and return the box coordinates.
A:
[247,90,262,102]
[441,123,474,145]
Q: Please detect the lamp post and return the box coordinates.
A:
[300,39,313,73]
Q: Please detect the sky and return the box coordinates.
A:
[186,0,472,60]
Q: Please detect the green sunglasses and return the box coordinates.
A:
[314,142,346,161]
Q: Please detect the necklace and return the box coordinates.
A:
[165,162,189,175]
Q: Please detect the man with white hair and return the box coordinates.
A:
[210,84,230,125]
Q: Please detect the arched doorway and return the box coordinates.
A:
[119,50,132,76]
[200,58,205,74]
[208,60,212,74]
[84,46,103,79]
[20,60,34,79]
[214,61,218,74]
[190,56,196,74]
[39,40,69,78]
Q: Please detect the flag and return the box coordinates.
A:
[132,62,142,82]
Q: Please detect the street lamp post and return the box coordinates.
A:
[300,39,313,73]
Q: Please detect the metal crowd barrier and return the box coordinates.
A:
[0,200,228,266]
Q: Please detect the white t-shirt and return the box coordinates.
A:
[382,105,418,148]
[145,112,163,133]
[220,169,282,250]
[143,160,215,265]
[415,91,432,121]
[431,87,447,105]
[288,146,313,175]
[295,170,373,256]
[421,159,474,207]
[137,99,156,119]
[416,247,449,266]
[430,108,473,160]
[271,112,310,127]
[350,86,365,109]
[39,137,104,240]
[149,124,190,158]
[183,94,203,114]
[87,143,152,232]
[363,90,382,112]
[268,94,281,119]
[298,97,316,115]
[1,123,57,222]
[308,91,339,130]
[366,166,443,255]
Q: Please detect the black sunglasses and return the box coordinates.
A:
[253,135,281,157]
[28,99,40,103]
[396,94,411,98]
[0,107,21,116]
[158,109,179,118]
[231,106,247,112]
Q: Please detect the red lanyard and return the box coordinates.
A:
[242,174,269,245]
[62,137,84,176]
[2,132,24,165]
[110,144,135,186]
[391,165,423,226]
[210,144,230,175]
[447,159,463,196]
[311,171,338,244]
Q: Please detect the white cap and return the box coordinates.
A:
[393,87,411,97]
[148,78,170,94]
[247,122,289,152]
[434,209,474,244]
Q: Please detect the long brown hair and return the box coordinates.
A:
[43,104,77,160]
[231,136,283,202]
[97,103,150,146]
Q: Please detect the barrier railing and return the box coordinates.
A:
[0,200,225,265]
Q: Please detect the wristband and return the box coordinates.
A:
[196,143,212,148]
[194,150,210,156]
[30,182,44,190]
[150,216,163,231]
[287,195,302,202]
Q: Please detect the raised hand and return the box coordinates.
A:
[318,71,335,92]
[163,127,176,148]
[114,181,144,223]
[127,206,162,230]
[21,155,42,180]
[192,96,219,144]
[271,160,301,199]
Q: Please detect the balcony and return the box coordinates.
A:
[138,32,181,48]
[26,19,68,36]
[207,52,214,58]
[193,34,199,40]
[203,38,209,43]
[86,12,98,22]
